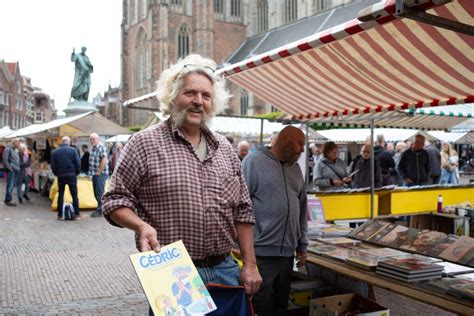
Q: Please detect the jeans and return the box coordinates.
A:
[16,169,25,200]
[148,256,240,316]
[440,169,457,185]
[57,175,80,217]
[253,256,294,316]
[4,170,19,203]
[22,175,31,197]
[92,174,107,212]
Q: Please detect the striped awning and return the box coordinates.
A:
[218,0,474,123]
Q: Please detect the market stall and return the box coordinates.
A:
[4,111,130,208]
[219,0,474,312]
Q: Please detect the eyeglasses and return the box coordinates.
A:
[182,64,216,73]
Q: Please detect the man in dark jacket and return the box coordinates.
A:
[51,136,82,220]
[425,140,441,184]
[374,134,395,186]
[350,144,382,189]
[242,126,308,316]
[81,144,90,173]
[397,134,430,186]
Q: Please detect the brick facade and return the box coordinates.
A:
[121,0,246,126]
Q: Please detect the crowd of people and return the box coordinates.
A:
[1,53,470,315]
[311,134,463,191]
[2,133,116,221]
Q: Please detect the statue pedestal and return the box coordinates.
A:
[64,100,98,117]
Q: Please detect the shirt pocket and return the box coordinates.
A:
[218,175,240,207]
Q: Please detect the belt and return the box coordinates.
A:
[193,254,228,268]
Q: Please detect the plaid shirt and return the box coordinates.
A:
[89,143,109,176]
[102,119,255,259]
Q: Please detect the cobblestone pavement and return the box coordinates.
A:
[0,181,148,315]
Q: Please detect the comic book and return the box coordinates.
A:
[440,236,474,266]
[369,223,396,243]
[422,235,459,258]
[399,230,446,254]
[351,221,391,241]
[129,240,217,316]
[315,237,361,247]
[382,227,419,249]
[307,196,326,223]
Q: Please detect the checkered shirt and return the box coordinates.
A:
[88,143,109,176]
[102,119,255,259]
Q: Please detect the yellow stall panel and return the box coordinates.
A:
[50,177,109,210]
[390,187,474,215]
[315,193,378,221]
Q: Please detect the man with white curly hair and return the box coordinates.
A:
[103,55,262,300]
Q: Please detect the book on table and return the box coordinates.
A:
[422,235,459,257]
[440,236,474,267]
[375,269,442,283]
[399,230,447,254]
[422,277,474,294]
[359,247,409,259]
[346,251,380,270]
[351,221,391,241]
[448,283,474,300]
[315,237,361,247]
[129,240,217,316]
[378,258,444,274]
[438,261,474,277]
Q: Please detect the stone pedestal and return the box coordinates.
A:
[63,100,98,117]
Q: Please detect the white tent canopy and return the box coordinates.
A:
[6,112,131,139]
[316,128,437,144]
[428,131,474,144]
[105,134,133,143]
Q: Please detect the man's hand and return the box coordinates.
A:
[296,252,307,267]
[136,223,160,252]
[342,176,352,183]
[240,263,262,296]
[332,179,344,186]
[406,178,414,184]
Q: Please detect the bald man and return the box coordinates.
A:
[242,126,308,316]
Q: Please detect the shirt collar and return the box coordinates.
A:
[166,118,219,152]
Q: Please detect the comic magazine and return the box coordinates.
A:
[130,240,217,316]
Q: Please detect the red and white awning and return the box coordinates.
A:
[218,0,474,122]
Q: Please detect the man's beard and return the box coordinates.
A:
[171,104,211,129]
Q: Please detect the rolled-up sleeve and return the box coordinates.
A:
[233,154,255,225]
[102,135,146,227]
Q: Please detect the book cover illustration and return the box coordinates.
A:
[399,230,446,254]
[422,235,459,257]
[440,236,474,266]
[378,258,444,274]
[377,225,408,246]
[383,227,420,249]
[369,223,396,243]
[307,197,326,223]
[308,244,339,255]
[130,240,217,316]
[346,251,380,270]
[352,221,390,241]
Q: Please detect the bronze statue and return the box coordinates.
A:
[70,47,93,102]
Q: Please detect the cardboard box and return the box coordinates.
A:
[310,293,389,316]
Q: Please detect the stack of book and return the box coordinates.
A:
[376,258,444,282]
[448,283,474,300]
[307,222,353,239]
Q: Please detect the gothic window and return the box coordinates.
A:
[271,105,279,113]
[257,0,268,33]
[178,24,190,59]
[284,0,298,23]
[230,0,241,17]
[240,89,249,116]
[214,0,223,13]
[314,0,329,12]
[134,28,148,90]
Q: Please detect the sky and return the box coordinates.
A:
[0,0,122,115]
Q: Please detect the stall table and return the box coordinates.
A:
[306,253,474,316]
[49,176,109,210]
